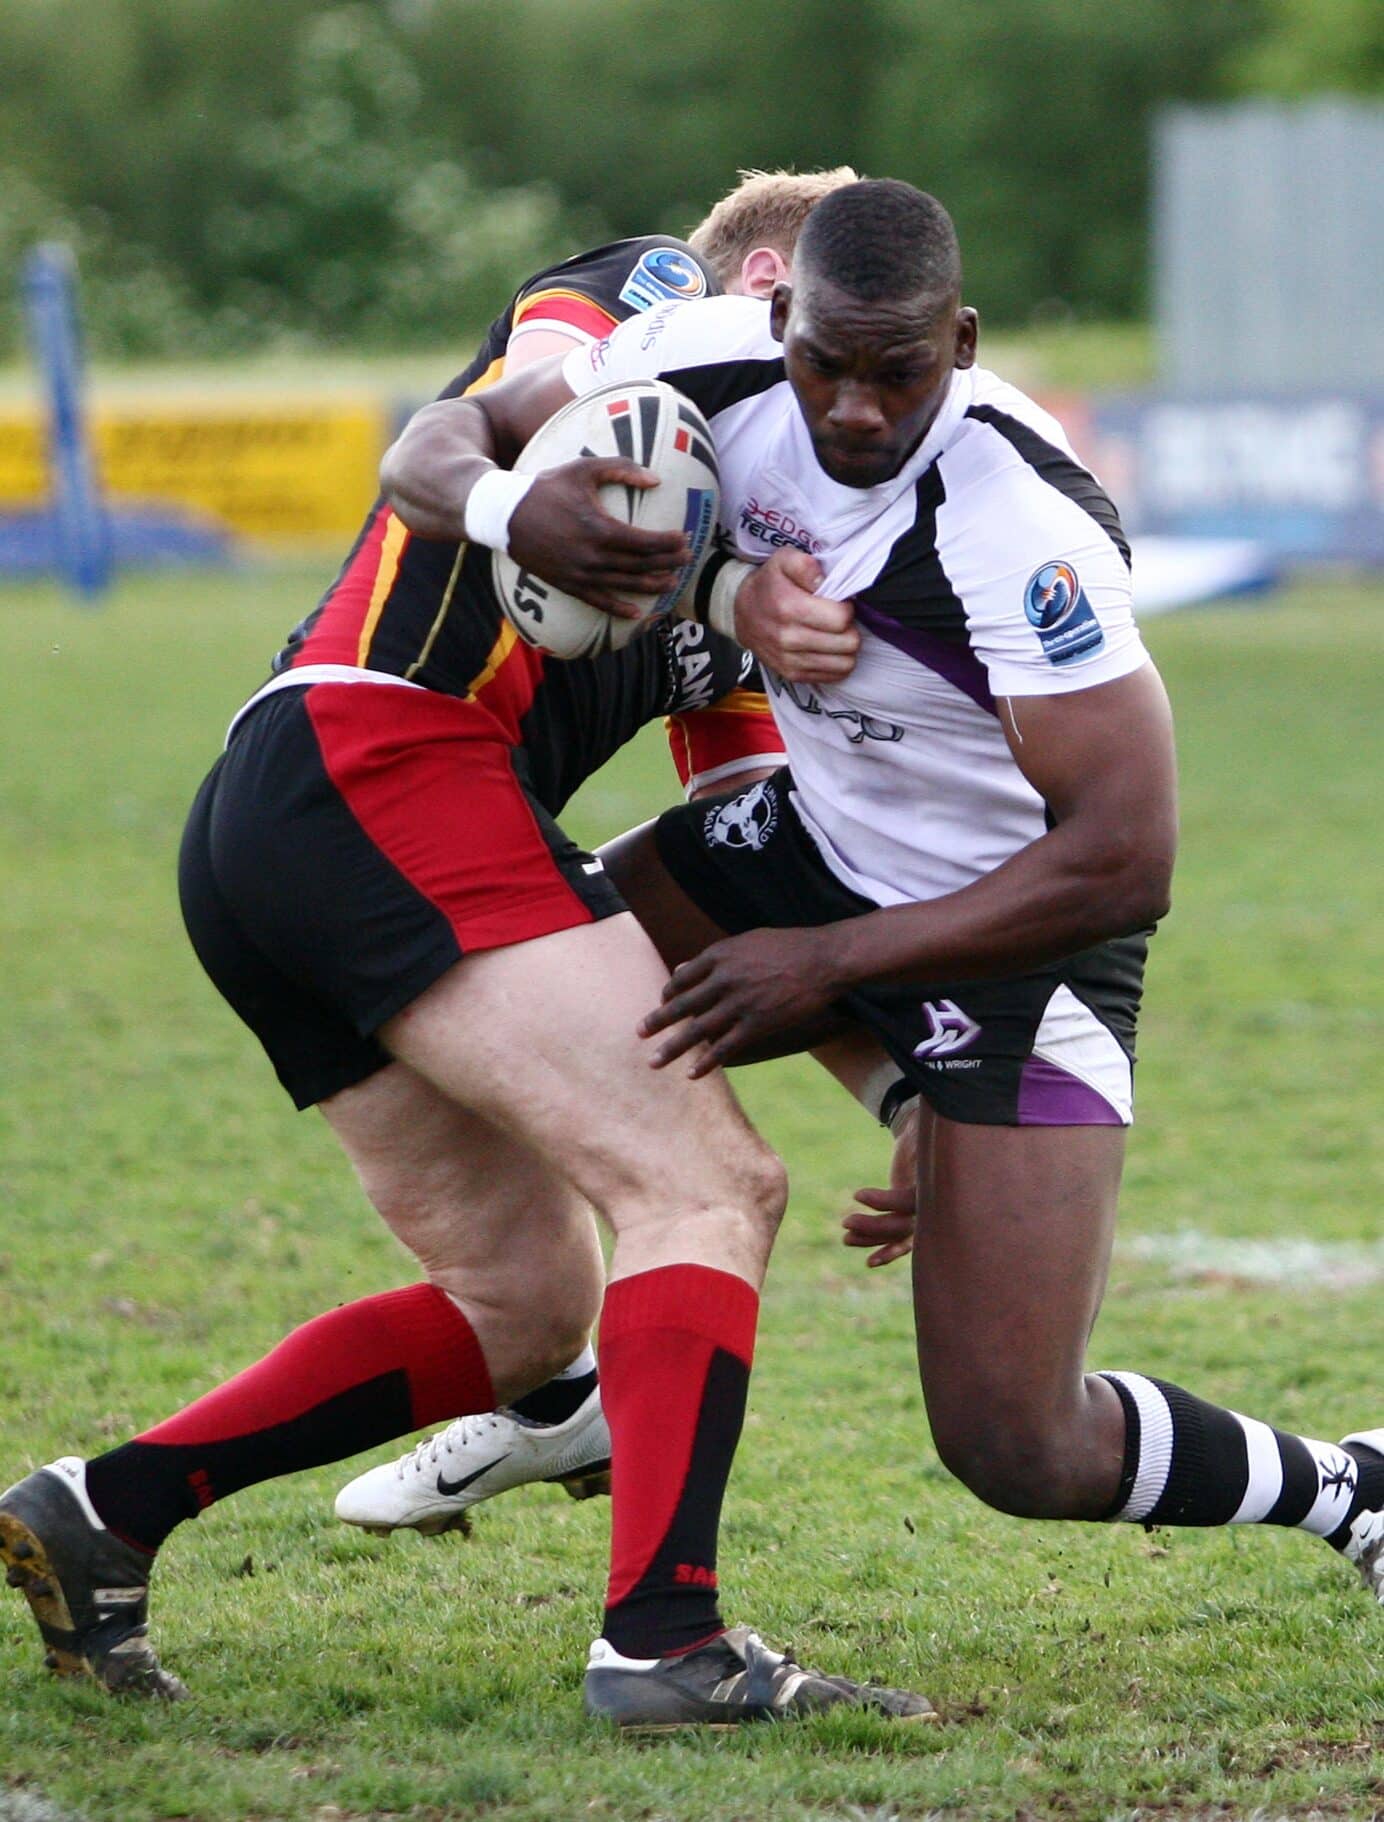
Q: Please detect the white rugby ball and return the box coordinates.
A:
[493,378,720,661]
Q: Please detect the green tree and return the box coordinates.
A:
[1229,0,1384,94]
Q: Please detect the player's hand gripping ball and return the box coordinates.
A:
[493,380,720,660]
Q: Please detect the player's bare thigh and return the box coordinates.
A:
[378,913,786,1287]
[911,1115,1128,1518]
[320,1060,605,1403]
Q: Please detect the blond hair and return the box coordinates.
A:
[688,167,861,286]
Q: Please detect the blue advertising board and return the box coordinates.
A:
[1086,394,1384,565]
[21,243,112,598]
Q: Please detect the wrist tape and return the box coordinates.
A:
[463,468,535,554]
[691,546,756,640]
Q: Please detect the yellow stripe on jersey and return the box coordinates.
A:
[690,688,772,717]
[511,287,620,334]
[392,358,506,679]
[466,617,520,698]
[463,356,506,396]
[356,513,410,667]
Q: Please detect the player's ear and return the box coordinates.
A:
[953,306,979,370]
[768,283,793,343]
[738,246,790,300]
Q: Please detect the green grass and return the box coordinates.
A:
[1,569,1382,1821]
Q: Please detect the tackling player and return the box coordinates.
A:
[0,170,941,1729]
[331,166,908,1539]
[376,178,1384,1689]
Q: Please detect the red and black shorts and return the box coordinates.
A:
[179,681,626,1109]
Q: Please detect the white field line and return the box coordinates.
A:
[1121,1230,1384,1289]
[0,1795,92,1822]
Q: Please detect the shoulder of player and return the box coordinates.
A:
[955,368,1082,458]
[519,235,718,316]
[638,297,784,399]
[933,370,1129,564]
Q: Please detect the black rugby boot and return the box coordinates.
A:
[584,1624,936,1730]
[0,1456,186,1698]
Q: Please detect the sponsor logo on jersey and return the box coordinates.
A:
[913,998,982,1060]
[618,247,709,313]
[765,671,904,745]
[738,495,825,556]
[1023,560,1106,666]
[705,779,778,852]
[669,620,717,712]
[640,302,679,351]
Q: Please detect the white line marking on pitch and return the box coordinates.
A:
[1120,1231,1384,1289]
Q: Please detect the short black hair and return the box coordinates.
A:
[795,179,961,302]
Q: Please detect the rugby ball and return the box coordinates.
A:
[493,379,720,660]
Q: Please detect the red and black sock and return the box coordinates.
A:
[83,1283,493,1554]
[598,1263,757,1660]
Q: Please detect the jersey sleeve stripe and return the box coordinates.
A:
[465,616,521,699]
[355,513,411,667]
[664,712,696,792]
[461,355,506,397]
[662,356,787,422]
[690,687,773,717]
[965,404,1131,567]
[511,289,620,343]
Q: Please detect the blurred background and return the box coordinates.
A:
[0,0,1380,588]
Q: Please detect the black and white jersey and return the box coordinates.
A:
[564,297,1148,909]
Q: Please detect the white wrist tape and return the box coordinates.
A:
[855,1056,907,1126]
[463,468,536,554]
[706,557,755,640]
[887,1091,921,1138]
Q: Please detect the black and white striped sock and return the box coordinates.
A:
[1098,1372,1384,1546]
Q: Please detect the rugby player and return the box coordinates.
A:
[331,166,924,1540]
[377,178,1384,1652]
[0,172,936,1726]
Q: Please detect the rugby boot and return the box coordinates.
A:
[1339,1429,1384,1603]
[583,1625,937,1730]
[334,1389,611,1537]
[0,1456,186,1698]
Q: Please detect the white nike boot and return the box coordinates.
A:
[1340,1428,1384,1603]
[334,1390,610,1536]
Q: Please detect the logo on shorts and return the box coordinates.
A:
[1023,560,1105,666]
[619,247,708,313]
[705,780,778,852]
[913,999,982,1060]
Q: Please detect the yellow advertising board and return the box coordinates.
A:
[0,397,390,547]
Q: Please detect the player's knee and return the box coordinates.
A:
[519,1316,597,1391]
[712,1138,788,1254]
[741,1139,789,1229]
[929,1406,1076,1519]
[611,1133,786,1268]
[655,1132,785,1232]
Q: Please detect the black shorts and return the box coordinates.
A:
[654,771,1147,1128]
[179,681,625,1110]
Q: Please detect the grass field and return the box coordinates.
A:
[1,570,1381,1822]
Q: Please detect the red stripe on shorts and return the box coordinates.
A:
[304,683,596,953]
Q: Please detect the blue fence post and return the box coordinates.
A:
[21,243,112,601]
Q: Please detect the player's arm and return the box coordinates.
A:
[667,649,787,801]
[642,661,1178,1071]
[726,550,860,684]
[381,357,689,614]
